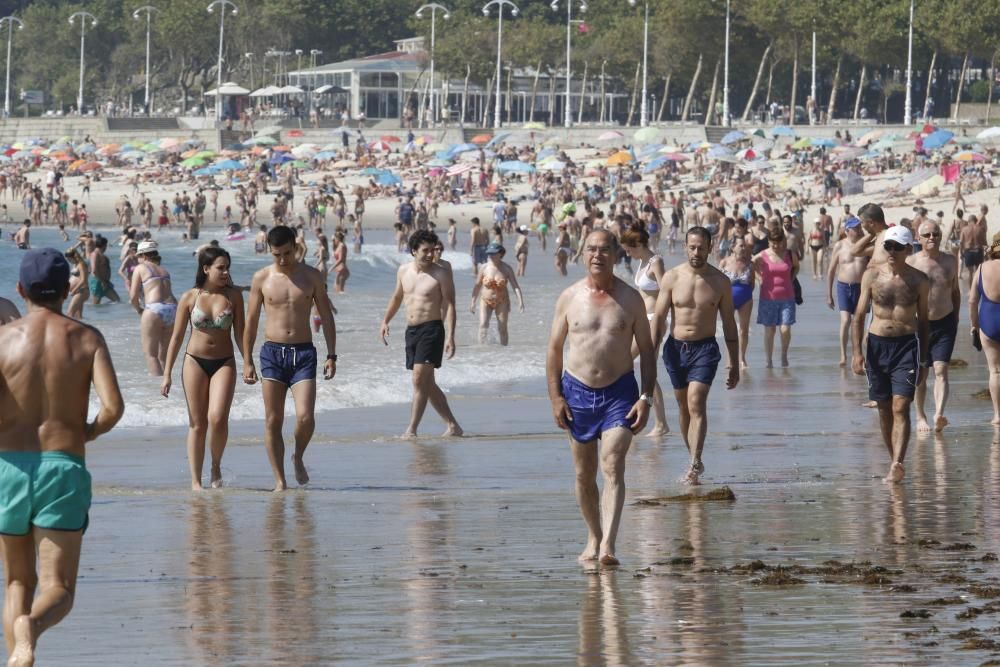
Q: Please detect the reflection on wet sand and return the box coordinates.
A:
[185,495,238,663]
[577,572,632,667]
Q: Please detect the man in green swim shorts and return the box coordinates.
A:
[0,248,124,666]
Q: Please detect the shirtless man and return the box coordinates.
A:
[827,217,869,366]
[0,297,19,324]
[852,202,891,266]
[960,213,987,289]
[12,220,29,250]
[469,217,489,276]
[0,248,124,666]
[851,226,930,483]
[243,225,337,491]
[87,236,120,305]
[782,215,804,259]
[907,220,960,433]
[547,229,654,566]
[381,229,462,437]
[652,227,739,485]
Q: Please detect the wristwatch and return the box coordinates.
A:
[639,393,653,406]
[327,354,338,362]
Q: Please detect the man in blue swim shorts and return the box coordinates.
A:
[244,225,338,491]
[547,230,655,567]
[852,225,929,484]
[907,220,960,434]
[0,248,124,664]
[652,227,740,486]
[826,217,869,366]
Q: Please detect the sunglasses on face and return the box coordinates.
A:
[920,232,941,239]
[883,241,907,252]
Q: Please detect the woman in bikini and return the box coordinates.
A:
[807,218,826,280]
[64,247,90,320]
[621,223,670,437]
[129,240,177,375]
[470,244,524,346]
[161,247,246,490]
[514,226,529,276]
[719,236,756,369]
[332,230,350,293]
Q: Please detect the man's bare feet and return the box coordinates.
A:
[191,482,204,491]
[934,415,948,432]
[578,540,600,562]
[839,358,847,368]
[599,553,620,567]
[210,464,223,488]
[401,430,418,439]
[883,462,905,484]
[272,480,287,492]
[292,455,309,485]
[682,468,701,486]
[740,360,749,370]
[645,424,669,437]
[916,417,932,434]
[444,423,464,437]
[862,400,878,408]
[9,615,35,667]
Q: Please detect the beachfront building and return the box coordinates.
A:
[287,37,638,126]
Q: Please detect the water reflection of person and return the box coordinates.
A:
[577,573,633,667]
[264,494,320,663]
[185,495,238,663]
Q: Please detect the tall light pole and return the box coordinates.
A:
[244,52,255,90]
[0,16,23,118]
[904,0,914,125]
[627,0,650,126]
[309,48,322,69]
[416,3,450,128]
[483,0,519,129]
[68,11,97,115]
[810,28,816,124]
[552,1,587,128]
[722,0,731,127]
[132,5,159,113]
[207,0,238,123]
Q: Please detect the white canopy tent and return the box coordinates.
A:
[204,82,250,96]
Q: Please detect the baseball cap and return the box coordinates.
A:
[844,216,861,230]
[19,248,70,300]
[136,240,158,255]
[884,225,913,246]
[517,225,529,233]
[485,242,504,255]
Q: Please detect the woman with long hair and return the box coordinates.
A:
[752,228,799,368]
[621,222,671,436]
[719,236,755,369]
[161,247,245,490]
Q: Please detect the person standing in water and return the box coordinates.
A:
[852,225,929,483]
[381,229,463,437]
[907,220,960,433]
[161,247,246,490]
[0,249,124,667]
[970,234,1000,426]
[129,241,177,376]
[243,225,338,491]
[621,223,671,436]
[470,243,524,346]
[546,229,655,566]
[826,217,869,367]
[652,227,740,485]
[718,236,755,370]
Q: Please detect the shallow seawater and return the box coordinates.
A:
[2,228,999,664]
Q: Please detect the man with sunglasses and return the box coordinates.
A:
[907,221,960,434]
[852,226,930,483]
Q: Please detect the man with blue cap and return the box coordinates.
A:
[0,248,124,665]
[826,216,870,366]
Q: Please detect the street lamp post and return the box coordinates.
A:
[0,16,23,118]
[132,5,159,114]
[207,0,238,123]
[482,0,519,129]
[904,0,914,125]
[310,48,322,69]
[811,29,817,124]
[416,3,451,128]
[551,1,587,129]
[722,0,730,127]
[68,11,97,115]
[244,52,254,90]
[627,0,649,126]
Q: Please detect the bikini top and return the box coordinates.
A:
[191,291,234,331]
[483,277,508,291]
[724,266,752,285]
[141,267,170,287]
[634,256,660,291]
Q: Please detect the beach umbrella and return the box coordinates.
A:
[194,150,216,160]
[11,150,30,159]
[522,121,546,130]
[427,159,452,167]
[414,135,435,146]
[368,140,393,152]
[749,128,767,137]
[291,145,316,158]
[79,162,102,172]
[288,160,311,169]
[97,143,121,155]
[254,125,283,136]
[498,160,535,174]
[643,156,669,173]
[538,160,567,171]
[736,148,757,160]
[121,150,146,161]
[180,157,207,168]
[811,137,837,148]
[272,145,292,152]
[380,135,402,143]
[855,129,884,146]
[448,143,479,156]
[425,143,448,152]
[214,159,245,170]
[720,130,746,145]
[832,146,866,160]
[738,160,774,172]
[244,136,277,146]
[708,144,735,158]
[789,137,811,150]
[953,151,988,162]
[158,137,181,148]
[911,174,945,196]
[77,144,97,154]
[331,159,357,168]
[470,133,493,145]
[661,152,689,162]
[375,171,401,186]
[606,151,633,165]
[633,126,661,143]
[314,151,337,160]
[891,167,938,193]
[486,132,512,148]
[976,127,1000,141]
[180,148,199,159]
[360,166,385,176]
[771,126,796,137]
[536,147,558,161]
[597,130,624,142]
[447,163,474,176]
[639,143,664,157]
[922,129,954,150]
[268,153,293,165]
[193,166,220,176]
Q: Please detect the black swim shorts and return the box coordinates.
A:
[927,310,958,364]
[405,320,446,370]
[866,333,919,402]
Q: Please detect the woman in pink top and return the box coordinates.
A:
[752,228,800,367]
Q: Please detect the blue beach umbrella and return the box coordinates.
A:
[486,132,512,148]
[376,171,402,186]
[498,160,536,174]
[922,129,954,151]
[811,138,837,148]
[214,159,244,170]
[720,130,746,145]
[643,156,669,173]
[771,126,796,137]
[360,166,386,176]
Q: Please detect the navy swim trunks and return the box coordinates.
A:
[836,280,862,314]
[259,341,317,387]
[927,310,958,364]
[560,371,638,443]
[662,336,722,390]
[865,333,919,402]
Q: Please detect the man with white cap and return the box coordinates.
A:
[851,225,930,483]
